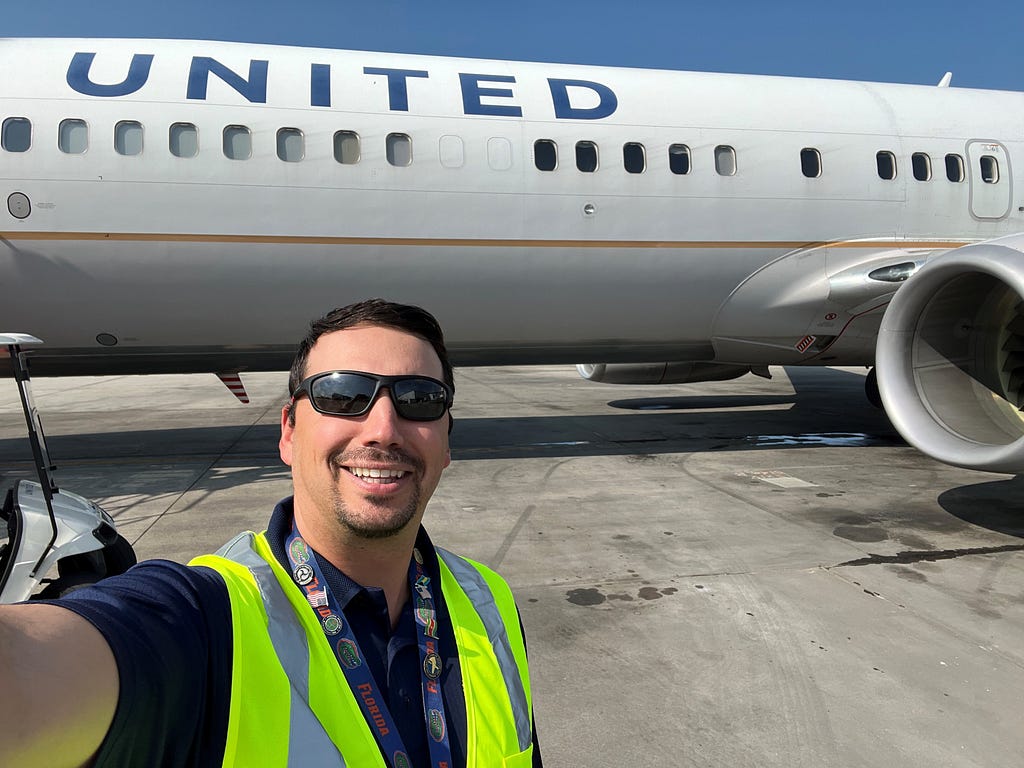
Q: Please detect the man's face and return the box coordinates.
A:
[280,324,451,540]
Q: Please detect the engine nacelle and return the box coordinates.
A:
[577,362,754,385]
[876,234,1024,474]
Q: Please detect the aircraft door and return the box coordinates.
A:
[966,140,1011,220]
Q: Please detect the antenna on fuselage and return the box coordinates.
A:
[937,72,952,87]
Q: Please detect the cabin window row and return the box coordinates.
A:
[532,140,737,176]
[0,116,1004,185]
[3,116,733,175]
[875,150,997,184]
[0,117,414,167]
[532,140,999,186]
[2,117,155,158]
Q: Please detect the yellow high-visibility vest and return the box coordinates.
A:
[191,531,534,767]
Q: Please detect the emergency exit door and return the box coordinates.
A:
[966,140,1011,219]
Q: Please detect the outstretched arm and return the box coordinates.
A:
[0,603,118,768]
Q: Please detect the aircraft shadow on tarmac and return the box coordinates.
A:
[0,366,1020,539]
[938,478,1024,539]
[0,368,974,459]
[454,365,901,460]
[0,366,900,467]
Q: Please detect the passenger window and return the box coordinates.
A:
[876,151,896,180]
[800,148,821,178]
[534,139,557,171]
[333,131,360,164]
[980,155,999,183]
[59,119,88,154]
[715,145,736,176]
[487,137,513,171]
[2,117,31,152]
[623,142,645,174]
[945,153,965,182]
[669,144,690,175]
[169,123,198,158]
[439,135,464,168]
[277,128,304,162]
[115,121,143,156]
[576,141,598,172]
[223,125,251,160]
[912,152,931,181]
[386,133,412,167]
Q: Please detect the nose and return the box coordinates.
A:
[358,387,405,446]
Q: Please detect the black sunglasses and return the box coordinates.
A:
[290,370,453,422]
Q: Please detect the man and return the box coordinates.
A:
[0,299,539,768]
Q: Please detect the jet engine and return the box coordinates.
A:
[876,233,1024,473]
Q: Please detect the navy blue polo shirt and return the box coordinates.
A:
[54,498,538,767]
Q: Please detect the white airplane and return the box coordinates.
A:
[1,37,1023,474]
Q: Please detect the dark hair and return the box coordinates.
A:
[287,298,454,426]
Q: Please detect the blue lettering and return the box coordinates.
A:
[187,57,268,103]
[459,73,522,117]
[66,52,154,97]
[311,63,331,107]
[363,67,429,111]
[548,78,618,120]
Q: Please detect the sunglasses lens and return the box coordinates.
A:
[305,373,450,420]
[391,378,450,421]
[309,373,377,415]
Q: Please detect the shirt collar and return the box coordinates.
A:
[265,496,440,609]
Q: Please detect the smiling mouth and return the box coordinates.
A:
[345,466,408,484]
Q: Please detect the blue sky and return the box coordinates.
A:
[5,1,1023,91]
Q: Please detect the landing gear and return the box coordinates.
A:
[865,367,883,409]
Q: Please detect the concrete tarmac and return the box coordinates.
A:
[1,365,1023,767]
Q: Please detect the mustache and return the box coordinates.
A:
[330,447,424,473]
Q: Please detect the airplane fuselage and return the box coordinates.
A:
[1,38,1021,375]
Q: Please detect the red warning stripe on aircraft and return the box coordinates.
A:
[216,373,249,404]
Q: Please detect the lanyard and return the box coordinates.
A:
[285,523,454,768]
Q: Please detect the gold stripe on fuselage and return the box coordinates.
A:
[0,232,972,249]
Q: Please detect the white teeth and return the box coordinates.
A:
[348,467,406,480]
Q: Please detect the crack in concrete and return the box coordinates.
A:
[831,544,1024,568]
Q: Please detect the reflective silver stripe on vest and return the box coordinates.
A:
[435,547,532,752]
[216,532,347,767]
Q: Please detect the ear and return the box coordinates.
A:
[443,448,451,469]
[279,403,295,466]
